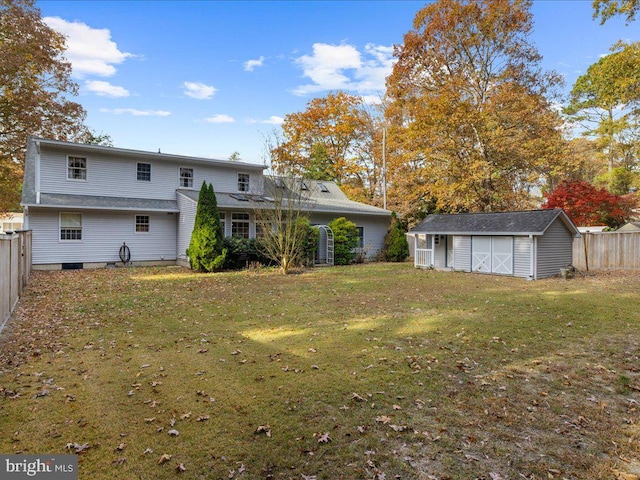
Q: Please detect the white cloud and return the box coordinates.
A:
[183,82,217,100]
[244,56,265,72]
[85,80,130,98]
[101,108,171,117]
[293,42,395,97]
[204,114,235,124]
[44,17,132,78]
[261,116,284,125]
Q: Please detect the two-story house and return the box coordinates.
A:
[21,137,391,269]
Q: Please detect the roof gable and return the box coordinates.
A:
[409,209,579,236]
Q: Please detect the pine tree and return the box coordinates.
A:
[382,212,410,262]
[187,181,227,272]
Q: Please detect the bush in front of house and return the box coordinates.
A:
[328,217,359,265]
[187,181,227,272]
[382,212,410,262]
[223,237,272,270]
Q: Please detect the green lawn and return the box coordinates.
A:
[1,264,639,479]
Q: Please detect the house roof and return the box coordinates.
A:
[408,209,579,236]
[26,193,179,212]
[28,137,266,170]
[178,178,391,217]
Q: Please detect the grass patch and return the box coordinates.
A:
[1,264,639,479]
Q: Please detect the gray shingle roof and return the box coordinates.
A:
[26,193,179,212]
[409,209,578,236]
[178,179,390,217]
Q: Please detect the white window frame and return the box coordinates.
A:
[67,155,87,181]
[137,162,151,182]
[135,214,150,233]
[231,212,250,238]
[220,212,226,236]
[237,173,250,192]
[179,167,194,188]
[59,212,83,241]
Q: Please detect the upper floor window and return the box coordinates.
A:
[60,213,82,241]
[137,163,151,182]
[180,167,194,188]
[237,173,250,192]
[67,156,87,181]
[135,215,150,233]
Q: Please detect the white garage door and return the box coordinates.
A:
[472,236,513,275]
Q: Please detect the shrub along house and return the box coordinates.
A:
[407,209,579,280]
[21,137,391,269]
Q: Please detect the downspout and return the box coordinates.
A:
[35,140,41,204]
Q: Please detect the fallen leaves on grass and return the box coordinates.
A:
[66,442,91,453]
[157,453,172,465]
[254,425,271,437]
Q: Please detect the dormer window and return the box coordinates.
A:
[67,156,87,181]
[317,182,329,193]
[238,173,250,192]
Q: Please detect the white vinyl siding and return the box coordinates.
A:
[31,209,176,265]
[40,149,261,201]
[536,219,573,279]
[177,192,197,261]
[514,236,533,279]
[453,236,472,272]
[309,213,390,260]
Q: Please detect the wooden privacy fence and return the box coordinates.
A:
[573,231,640,271]
[1,230,32,328]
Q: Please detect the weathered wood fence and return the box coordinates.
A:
[573,231,640,271]
[1,230,32,328]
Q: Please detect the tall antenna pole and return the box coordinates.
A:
[382,128,387,210]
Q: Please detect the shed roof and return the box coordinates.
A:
[409,209,579,236]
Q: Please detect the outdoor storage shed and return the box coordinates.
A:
[407,209,579,280]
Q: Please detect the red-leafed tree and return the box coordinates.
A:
[542,180,635,228]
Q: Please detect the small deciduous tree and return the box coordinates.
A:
[252,176,317,274]
[328,217,359,265]
[187,181,227,272]
[382,212,410,262]
[542,180,635,228]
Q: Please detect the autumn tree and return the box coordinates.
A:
[0,0,88,212]
[564,41,640,192]
[543,180,635,228]
[271,91,385,205]
[593,0,639,24]
[385,0,567,217]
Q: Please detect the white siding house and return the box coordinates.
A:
[407,210,579,280]
[21,138,391,269]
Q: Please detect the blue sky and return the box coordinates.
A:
[37,0,634,165]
